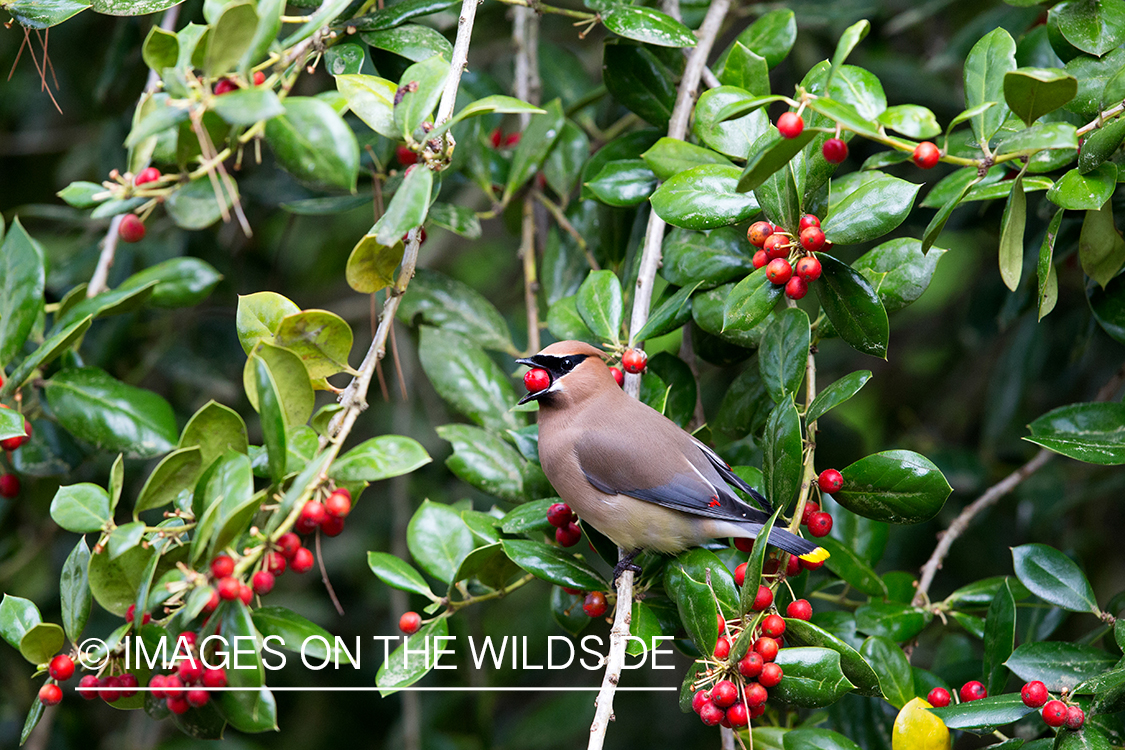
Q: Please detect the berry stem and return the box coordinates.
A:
[445,573,536,612]
[789,347,818,535]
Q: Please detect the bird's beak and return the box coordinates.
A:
[517,356,550,405]
[515,357,540,368]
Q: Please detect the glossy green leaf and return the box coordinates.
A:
[273,309,353,379]
[252,606,356,663]
[351,0,457,31]
[376,617,448,695]
[723,267,782,334]
[740,507,780,615]
[853,239,947,313]
[178,400,249,470]
[772,647,856,708]
[0,218,45,369]
[1012,543,1100,613]
[1053,0,1125,56]
[330,435,430,485]
[1004,67,1078,126]
[763,399,802,509]
[633,282,701,342]
[759,308,809,403]
[51,280,156,335]
[502,98,565,203]
[664,547,738,656]
[1079,117,1125,173]
[693,86,769,160]
[1026,402,1125,465]
[826,19,870,86]
[502,539,607,590]
[834,450,951,524]
[428,202,481,239]
[251,356,287,484]
[134,447,203,517]
[860,635,912,707]
[784,618,882,697]
[0,595,42,651]
[999,173,1027,291]
[1048,164,1116,210]
[118,257,222,309]
[419,327,522,434]
[641,137,733,181]
[855,602,930,642]
[394,55,449,139]
[721,8,796,69]
[660,227,753,290]
[367,552,437,600]
[1088,263,1125,343]
[822,174,920,245]
[397,268,513,353]
[407,499,475,584]
[983,578,1016,696]
[211,87,285,126]
[784,729,861,750]
[921,173,980,254]
[651,164,759,230]
[19,622,64,664]
[585,159,656,207]
[1078,196,1125,288]
[0,408,24,443]
[579,129,661,202]
[375,164,433,246]
[219,602,277,731]
[928,694,1036,732]
[335,74,398,139]
[107,521,145,559]
[362,24,452,62]
[819,537,888,597]
[243,342,314,427]
[876,105,941,139]
[499,499,554,535]
[808,371,872,424]
[0,316,92,401]
[715,42,769,95]
[815,254,890,359]
[542,120,589,198]
[602,41,677,128]
[1006,641,1117,691]
[200,451,256,560]
[964,28,1017,147]
[436,424,536,504]
[5,0,89,27]
[602,6,695,48]
[60,538,91,642]
[204,1,258,78]
[165,176,234,230]
[265,97,359,191]
[738,126,816,193]
[576,270,623,344]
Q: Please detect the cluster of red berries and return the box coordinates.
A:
[0,402,30,499]
[746,216,825,301]
[547,501,581,547]
[214,70,267,96]
[296,487,352,537]
[489,127,521,149]
[775,112,942,170]
[143,633,228,714]
[692,593,811,728]
[1021,680,1086,730]
[926,679,988,710]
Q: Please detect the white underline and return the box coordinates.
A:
[82,686,677,692]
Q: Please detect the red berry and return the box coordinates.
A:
[822,138,848,164]
[266,551,287,576]
[818,469,843,493]
[783,554,799,578]
[78,674,100,699]
[709,680,736,708]
[621,348,647,374]
[324,490,352,519]
[202,667,227,688]
[692,689,712,714]
[39,682,63,705]
[785,276,808,300]
[252,570,275,595]
[217,576,241,600]
[321,514,345,536]
[716,612,726,634]
[214,78,238,95]
[786,599,813,620]
[125,603,136,622]
[1022,680,1049,708]
[99,675,121,702]
[734,538,754,553]
[187,688,210,707]
[291,547,314,573]
[583,592,608,618]
[201,589,220,614]
[547,502,575,528]
[118,214,146,243]
[747,221,773,247]
[523,367,551,393]
[761,614,786,638]
[927,687,951,707]
[211,554,235,579]
[401,611,422,636]
[134,167,161,186]
[796,256,822,282]
[745,682,768,707]
[799,227,826,252]
[752,250,769,269]
[726,702,749,728]
[808,512,833,537]
[763,559,780,576]
[801,557,824,572]
[752,585,773,611]
[277,533,301,559]
[166,696,190,714]
[912,141,940,169]
[149,674,167,699]
[178,658,203,684]
[396,145,417,165]
[177,631,197,649]
[555,521,581,547]
[1042,700,1068,727]
[119,672,139,698]
[49,654,75,681]
[610,366,624,387]
[504,132,521,147]
[239,583,252,604]
[799,215,820,231]
[296,500,326,533]
[801,501,821,525]
[739,652,764,678]
[252,71,266,86]
[778,112,804,139]
[699,702,725,726]
[754,637,779,662]
[960,681,987,702]
[714,635,731,660]
[162,674,184,698]
[490,127,504,149]
[0,473,19,498]
[759,662,783,688]
[1065,706,1085,730]
[763,233,789,259]
[766,258,793,285]
[734,562,748,587]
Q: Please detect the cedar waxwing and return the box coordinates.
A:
[517,341,829,580]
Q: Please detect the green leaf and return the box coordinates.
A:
[853,239,947,314]
[664,547,738,656]
[715,43,770,95]
[204,1,258,78]
[0,218,46,369]
[928,694,1036,732]
[335,74,398,139]
[407,500,475,584]
[118,257,223,309]
[367,552,437,599]
[330,435,430,485]
[375,165,432,247]
[428,203,481,239]
[134,447,203,517]
[397,268,511,351]
[723,267,782,334]
[855,602,930,642]
[641,138,734,181]
[88,544,182,617]
[50,483,110,533]
[165,176,234,230]
[822,174,920,246]
[602,6,696,48]
[107,521,145,559]
[784,729,862,750]
[243,342,314,428]
[178,400,249,470]
[57,180,106,209]
[429,94,544,141]
[50,279,157,336]
[211,87,285,126]
[763,399,802,509]
[436,424,537,503]
[1079,117,1125,173]
[834,450,951,524]
[502,99,566,203]
[394,55,449,140]
[963,28,1017,147]
[921,173,980,254]
[740,507,780,614]
[125,97,190,147]
[201,451,256,560]
[651,164,760,230]
[585,159,657,207]
[983,578,1016,696]
[633,282,702,343]
[326,44,370,77]
[860,635,912,707]
[273,309,353,379]
[772,647,856,708]
[1026,402,1125,465]
[876,105,941,139]
[995,122,1078,158]
[0,408,25,443]
[1053,0,1125,56]
[501,539,607,591]
[784,618,882,697]
[0,595,42,651]
[252,606,355,663]
[692,86,769,159]
[219,602,277,731]
[1088,264,1125,342]
[602,41,678,129]
[1078,197,1125,288]
[362,24,453,63]
[1006,641,1118,691]
[541,120,589,198]
[376,617,448,695]
[819,537,888,597]
[19,622,65,665]
[0,316,92,401]
[419,327,522,433]
[759,308,809,403]
[826,19,870,87]
[499,499,553,535]
[265,97,359,191]
[738,126,816,193]
[251,356,287,484]
[351,0,457,31]
[660,227,753,290]
[575,270,623,345]
[816,254,890,359]
[721,8,796,69]
[1004,67,1078,126]
[1049,164,1117,211]
[60,538,91,642]
[4,0,89,27]
[1012,543,1100,614]
[808,371,872,424]
[999,174,1027,291]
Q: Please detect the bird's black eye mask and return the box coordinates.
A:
[515,354,588,403]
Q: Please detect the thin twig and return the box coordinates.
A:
[315,530,345,615]
[589,4,732,750]
[521,197,541,354]
[435,0,481,134]
[536,192,599,270]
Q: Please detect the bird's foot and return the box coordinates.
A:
[611,550,643,588]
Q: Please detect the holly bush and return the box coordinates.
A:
[2,0,1125,748]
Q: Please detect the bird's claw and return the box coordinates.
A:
[611,552,643,588]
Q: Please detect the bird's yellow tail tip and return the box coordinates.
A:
[800,547,830,563]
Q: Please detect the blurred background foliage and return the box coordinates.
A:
[1,0,1123,748]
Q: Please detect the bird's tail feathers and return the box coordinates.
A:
[766,527,830,563]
